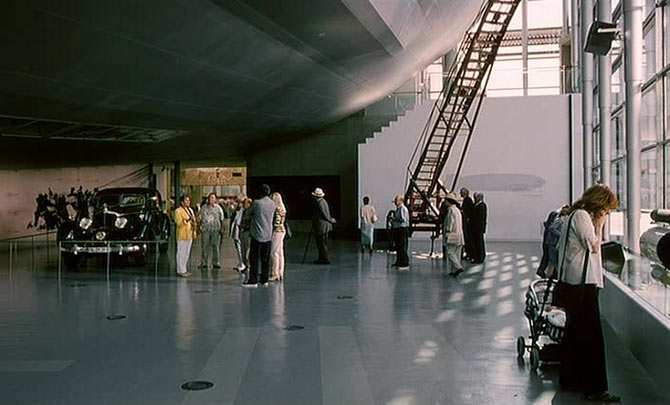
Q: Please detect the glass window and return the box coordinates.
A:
[611,18,623,62]
[641,87,659,147]
[488,56,524,97]
[594,89,599,126]
[613,160,627,209]
[425,59,444,100]
[641,148,661,210]
[593,167,601,186]
[645,0,655,20]
[120,194,145,208]
[666,145,670,208]
[643,22,656,82]
[612,66,622,106]
[594,129,601,165]
[665,5,670,66]
[528,0,562,29]
[612,115,625,158]
[528,51,560,95]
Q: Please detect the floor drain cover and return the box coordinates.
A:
[105,315,126,320]
[337,295,354,300]
[181,381,214,391]
[284,325,305,331]
[194,290,210,293]
[70,284,87,287]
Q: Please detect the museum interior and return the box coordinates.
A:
[1,0,670,404]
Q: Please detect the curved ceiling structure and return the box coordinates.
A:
[0,0,482,167]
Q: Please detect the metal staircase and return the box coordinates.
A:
[404,0,520,237]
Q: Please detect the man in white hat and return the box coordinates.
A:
[441,191,465,276]
[312,187,336,264]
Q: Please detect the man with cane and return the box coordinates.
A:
[311,188,336,264]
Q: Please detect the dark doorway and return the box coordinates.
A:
[247,175,340,222]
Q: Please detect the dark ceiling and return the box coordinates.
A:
[0,0,481,168]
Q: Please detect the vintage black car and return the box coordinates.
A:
[58,187,170,269]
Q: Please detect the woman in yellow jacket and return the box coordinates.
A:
[175,195,196,277]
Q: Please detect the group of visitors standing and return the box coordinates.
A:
[240,184,287,286]
[359,194,409,269]
[174,192,226,277]
[358,188,487,273]
[173,186,288,284]
[440,188,488,275]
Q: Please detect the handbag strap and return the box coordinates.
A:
[558,210,590,285]
[557,211,576,281]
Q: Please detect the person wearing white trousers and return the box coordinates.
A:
[174,195,196,277]
[269,192,287,281]
[441,192,465,277]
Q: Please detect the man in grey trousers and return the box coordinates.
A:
[242,184,276,287]
[312,187,336,264]
[199,192,225,269]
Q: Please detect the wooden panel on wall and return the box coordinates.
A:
[181,167,246,186]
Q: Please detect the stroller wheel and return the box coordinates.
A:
[516,336,525,357]
[530,345,540,371]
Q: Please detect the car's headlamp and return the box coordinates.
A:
[115,217,128,229]
[79,218,93,230]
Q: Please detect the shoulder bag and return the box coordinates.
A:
[551,211,589,310]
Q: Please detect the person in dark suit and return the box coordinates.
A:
[460,187,475,260]
[391,195,410,269]
[470,192,488,263]
[312,187,336,264]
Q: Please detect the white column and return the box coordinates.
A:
[598,0,613,240]
[521,0,529,96]
[581,0,594,189]
[623,0,642,253]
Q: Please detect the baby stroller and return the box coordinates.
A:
[517,278,566,370]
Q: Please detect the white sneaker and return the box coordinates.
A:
[398,266,410,271]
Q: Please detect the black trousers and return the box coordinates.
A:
[559,285,608,394]
[315,232,330,263]
[471,230,486,262]
[248,238,271,283]
[393,227,409,267]
[462,218,473,258]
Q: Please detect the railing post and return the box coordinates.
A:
[8,242,12,272]
[31,236,35,271]
[46,232,50,265]
[57,242,62,279]
[155,240,159,277]
[106,242,111,281]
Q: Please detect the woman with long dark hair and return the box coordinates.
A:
[557,184,619,402]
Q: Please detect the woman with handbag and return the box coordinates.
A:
[556,184,619,402]
[441,192,464,277]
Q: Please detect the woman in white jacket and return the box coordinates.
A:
[269,192,287,282]
[441,192,464,276]
[556,184,619,403]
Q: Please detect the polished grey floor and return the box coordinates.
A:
[0,237,667,404]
